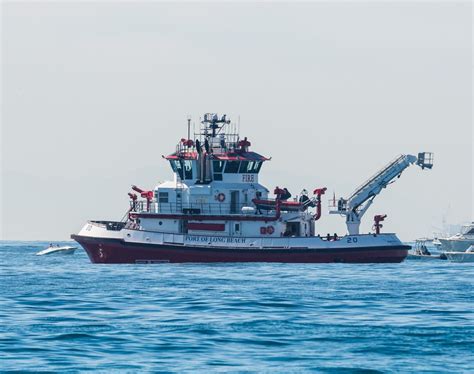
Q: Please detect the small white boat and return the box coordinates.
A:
[36,245,77,256]
[407,239,446,261]
[444,245,474,263]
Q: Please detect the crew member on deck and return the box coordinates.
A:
[299,189,315,209]
[421,244,431,256]
[299,190,309,204]
[220,135,226,150]
[281,188,291,201]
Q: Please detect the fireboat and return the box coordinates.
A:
[72,113,433,263]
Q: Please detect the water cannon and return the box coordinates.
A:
[373,214,387,235]
[131,185,154,211]
[313,187,327,221]
[128,192,138,213]
[181,138,194,148]
[313,187,327,196]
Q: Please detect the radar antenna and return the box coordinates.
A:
[202,113,231,137]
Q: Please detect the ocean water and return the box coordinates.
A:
[0,241,473,373]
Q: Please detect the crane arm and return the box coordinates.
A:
[330,152,433,235]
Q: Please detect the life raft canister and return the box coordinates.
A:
[267,225,275,235]
[216,193,226,202]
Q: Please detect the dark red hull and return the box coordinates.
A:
[72,235,409,264]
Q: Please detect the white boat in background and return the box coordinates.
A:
[438,222,474,252]
[36,245,77,256]
[432,238,442,251]
[444,245,474,263]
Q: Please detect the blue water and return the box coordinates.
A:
[0,241,473,373]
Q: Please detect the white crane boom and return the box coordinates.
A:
[330,152,433,235]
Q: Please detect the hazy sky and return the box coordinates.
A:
[1,1,472,241]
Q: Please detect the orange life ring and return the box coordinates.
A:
[267,225,275,235]
[216,193,226,202]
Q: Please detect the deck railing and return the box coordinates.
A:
[131,200,277,216]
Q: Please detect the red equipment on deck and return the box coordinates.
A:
[373,214,387,235]
[252,199,303,212]
[313,187,327,221]
[132,185,154,211]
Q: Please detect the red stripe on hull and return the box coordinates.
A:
[188,223,225,231]
[72,236,409,264]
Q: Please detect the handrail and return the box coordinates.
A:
[130,200,278,216]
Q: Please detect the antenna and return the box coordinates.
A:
[198,117,201,141]
[232,120,235,145]
[187,116,191,140]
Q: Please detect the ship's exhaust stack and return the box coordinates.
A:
[205,155,212,182]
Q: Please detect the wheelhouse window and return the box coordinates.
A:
[239,161,250,173]
[252,161,263,173]
[213,161,225,173]
[238,160,263,173]
[224,161,240,173]
[183,160,193,180]
[213,160,225,181]
[170,160,193,180]
[170,160,184,180]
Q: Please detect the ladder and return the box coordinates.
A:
[175,175,184,214]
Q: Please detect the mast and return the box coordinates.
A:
[187,116,191,141]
